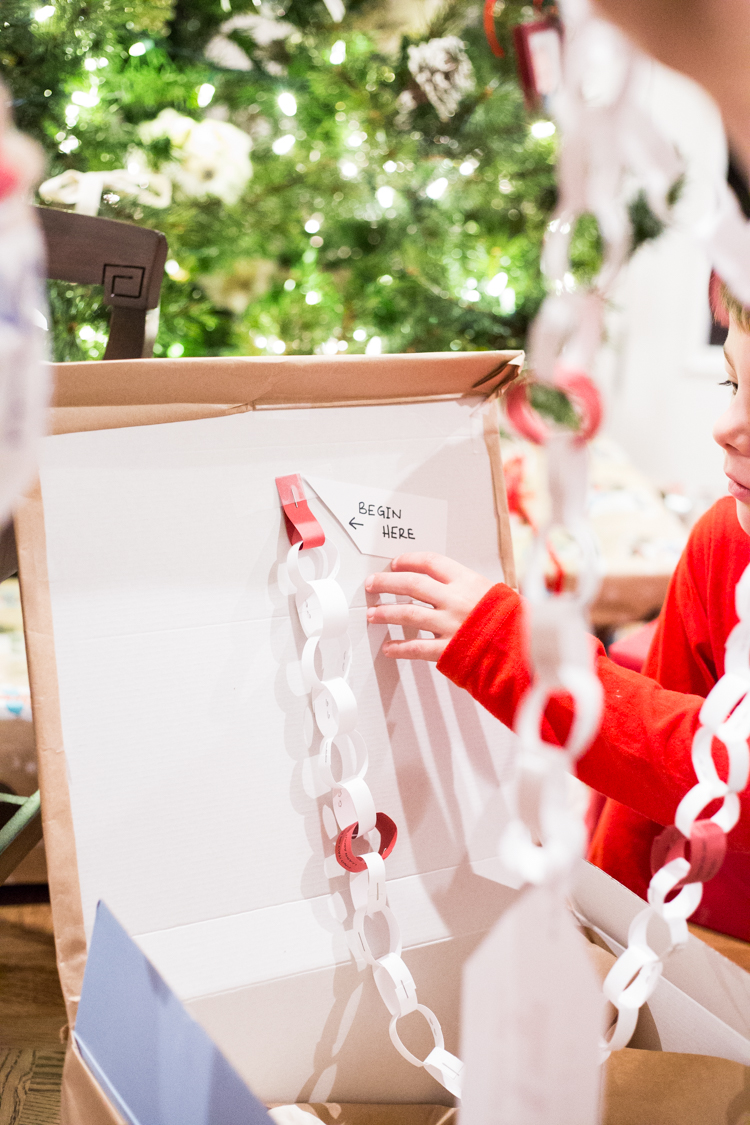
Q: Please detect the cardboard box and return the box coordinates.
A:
[16,351,750,1123]
[18,351,525,1119]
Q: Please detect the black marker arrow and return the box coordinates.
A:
[349,518,364,529]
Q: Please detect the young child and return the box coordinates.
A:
[365,286,750,942]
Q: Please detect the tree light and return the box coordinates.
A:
[305,291,321,305]
[71,89,100,107]
[167,343,185,357]
[34,5,55,19]
[129,41,148,56]
[353,328,367,341]
[459,159,478,176]
[376,186,394,208]
[383,161,397,174]
[486,271,508,296]
[530,120,556,138]
[197,83,215,108]
[365,336,382,355]
[268,336,286,354]
[272,134,296,155]
[425,177,448,200]
[277,92,297,116]
[284,279,296,291]
[330,40,346,65]
[339,160,358,179]
[500,287,516,314]
[304,218,321,233]
[378,275,393,285]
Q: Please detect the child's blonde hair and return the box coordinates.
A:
[711,272,750,332]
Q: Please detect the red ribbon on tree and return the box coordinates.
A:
[484,0,505,58]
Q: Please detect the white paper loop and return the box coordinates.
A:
[373,952,418,1017]
[318,731,368,790]
[313,678,358,737]
[389,1004,445,1067]
[332,777,377,834]
[351,905,402,965]
[296,579,350,639]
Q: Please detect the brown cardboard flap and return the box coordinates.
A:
[49,403,249,435]
[50,351,522,410]
[60,1040,126,1125]
[602,1048,750,1125]
[15,482,86,1030]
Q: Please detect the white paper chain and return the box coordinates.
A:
[283,535,463,1099]
[532,0,750,1057]
[500,432,603,888]
[603,563,750,1051]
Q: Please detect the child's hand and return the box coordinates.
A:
[365,553,493,662]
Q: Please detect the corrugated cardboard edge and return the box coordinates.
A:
[60,1039,125,1125]
[15,481,87,1030]
[482,394,517,590]
[49,351,522,409]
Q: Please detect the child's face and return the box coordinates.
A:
[714,320,750,535]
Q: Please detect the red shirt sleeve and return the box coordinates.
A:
[437,580,743,848]
[642,509,717,696]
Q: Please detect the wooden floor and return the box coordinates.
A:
[0,905,65,1125]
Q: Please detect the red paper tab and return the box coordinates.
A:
[650,820,726,886]
[275,474,326,549]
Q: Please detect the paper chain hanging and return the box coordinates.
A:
[504,0,750,1065]
[275,474,463,1099]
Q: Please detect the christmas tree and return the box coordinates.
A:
[2,0,623,363]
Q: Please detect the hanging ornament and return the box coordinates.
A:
[512,16,563,111]
[406,37,475,122]
[138,111,253,206]
[39,164,172,218]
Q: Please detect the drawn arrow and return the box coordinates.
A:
[349,518,364,529]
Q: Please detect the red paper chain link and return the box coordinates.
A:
[335,813,398,873]
[650,820,727,889]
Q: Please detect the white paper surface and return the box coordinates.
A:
[461,885,603,1125]
[306,476,448,559]
[38,397,518,1102]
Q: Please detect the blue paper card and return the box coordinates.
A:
[75,901,273,1125]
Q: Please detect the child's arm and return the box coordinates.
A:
[366,550,749,853]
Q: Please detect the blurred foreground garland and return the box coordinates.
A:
[3,0,666,362]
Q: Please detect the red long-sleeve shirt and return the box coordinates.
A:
[437,495,750,940]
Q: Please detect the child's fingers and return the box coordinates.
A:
[381,635,446,662]
[389,552,468,584]
[365,569,444,605]
[367,602,441,632]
